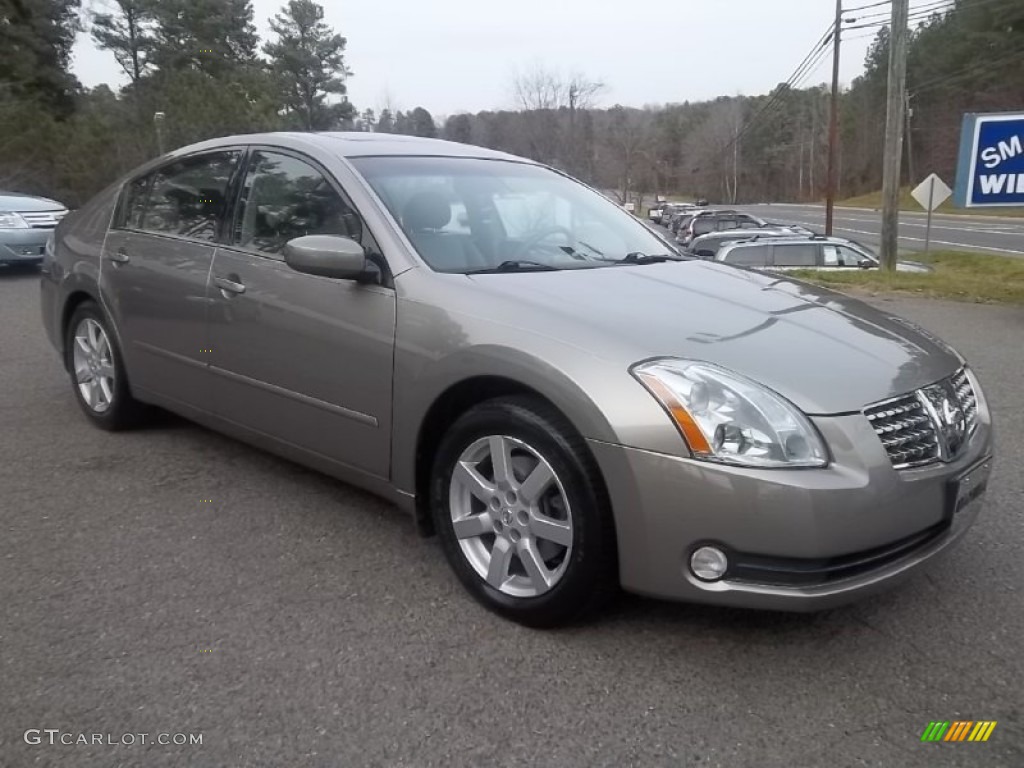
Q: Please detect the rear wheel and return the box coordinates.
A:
[65,301,147,430]
[431,397,617,627]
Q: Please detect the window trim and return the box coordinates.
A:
[112,147,246,245]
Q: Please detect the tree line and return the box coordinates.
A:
[1,0,1020,208]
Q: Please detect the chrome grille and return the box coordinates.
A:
[951,368,978,434]
[864,394,939,468]
[18,209,67,228]
[864,367,980,469]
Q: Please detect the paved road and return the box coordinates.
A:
[2,268,1022,767]
[738,203,1024,257]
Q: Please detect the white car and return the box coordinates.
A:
[715,236,933,273]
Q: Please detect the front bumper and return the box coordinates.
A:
[0,229,52,264]
[589,412,994,610]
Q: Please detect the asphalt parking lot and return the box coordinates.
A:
[2,267,1022,767]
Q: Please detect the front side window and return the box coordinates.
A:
[823,247,872,268]
[139,151,241,241]
[233,151,363,255]
[772,244,819,267]
[119,174,150,229]
[350,156,680,273]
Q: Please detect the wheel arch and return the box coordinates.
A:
[411,374,614,538]
[59,289,102,370]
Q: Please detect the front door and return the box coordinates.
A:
[101,150,242,409]
[207,149,396,478]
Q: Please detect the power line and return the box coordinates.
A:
[844,5,954,30]
[718,22,837,155]
[844,0,1016,29]
[910,42,1024,96]
[844,0,892,12]
[848,0,952,21]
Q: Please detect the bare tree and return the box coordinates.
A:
[510,64,605,174]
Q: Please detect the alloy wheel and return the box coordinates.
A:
[448,435,574,598]
[72,318,116,413]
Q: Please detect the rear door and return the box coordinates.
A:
[207,148,396,478]
[720,244,772,268]
[101,149,242,410]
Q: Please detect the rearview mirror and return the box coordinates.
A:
[284,235,366,280]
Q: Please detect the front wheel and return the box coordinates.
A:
[431,397,617,627]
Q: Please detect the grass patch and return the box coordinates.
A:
[838,188,1024,218]
[790,250,1024,304]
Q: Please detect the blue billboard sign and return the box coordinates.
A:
[954,111,1024,208]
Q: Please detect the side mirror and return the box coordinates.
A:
[858,258,875,270]
[284,235,367,280]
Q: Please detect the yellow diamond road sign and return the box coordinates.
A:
[912,173,953,212]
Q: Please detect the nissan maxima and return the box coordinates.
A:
[40,133,993,627]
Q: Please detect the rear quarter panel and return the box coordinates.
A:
[43,184,121,359]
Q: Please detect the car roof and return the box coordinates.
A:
[165,131,528,163]
[724,235,853,248]
[692,228,795,240]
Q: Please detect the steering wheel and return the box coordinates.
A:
[509,225,577,261]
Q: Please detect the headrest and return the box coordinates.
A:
[402,191,451,231]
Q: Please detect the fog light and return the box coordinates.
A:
[690,546,728,581]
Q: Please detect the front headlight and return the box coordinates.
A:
[632,359,828,468]
[0,211,29,229]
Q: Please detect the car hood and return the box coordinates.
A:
[0,192,64,211]
[466,260,961,414]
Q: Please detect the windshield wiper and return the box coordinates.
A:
[466,260,561,274]
[617,252,687,265]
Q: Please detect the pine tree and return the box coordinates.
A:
[90,0,157,84]
[0,0,81,115]
[264,0,354,131]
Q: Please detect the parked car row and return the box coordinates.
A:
[647,199,708,226]
[646,204,930,275]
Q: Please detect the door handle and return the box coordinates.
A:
[214,276,246,296]
[110,248,130,265]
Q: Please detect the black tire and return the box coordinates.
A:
[64,300,148,430]
[431,396,618,628]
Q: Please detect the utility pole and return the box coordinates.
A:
[880,0,910,271]
[824,0,842,236]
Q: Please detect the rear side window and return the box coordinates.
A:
[723,244,770,266]
[232,150,364,256]
[772,244,819,267]
[137,151,241,242]
[692,217,716,236]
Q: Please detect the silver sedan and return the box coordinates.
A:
[40,133,994,626]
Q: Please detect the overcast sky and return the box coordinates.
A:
[72,0,878,116]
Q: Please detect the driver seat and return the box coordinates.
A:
[401,191,487,272]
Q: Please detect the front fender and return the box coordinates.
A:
[391,345,620,497]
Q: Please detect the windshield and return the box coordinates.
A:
[350,156,681,273]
